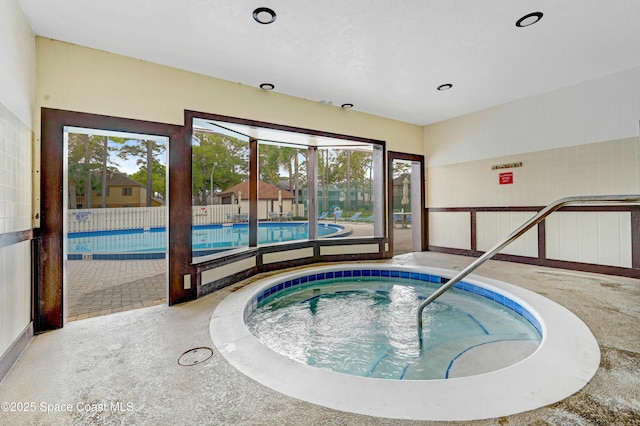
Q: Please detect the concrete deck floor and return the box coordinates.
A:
[3,252,638,425]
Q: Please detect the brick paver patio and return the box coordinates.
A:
[65,223,414,322]
[66,259,167,321]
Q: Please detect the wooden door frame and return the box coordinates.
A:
[37,108,191,332]
[387,151,427,255]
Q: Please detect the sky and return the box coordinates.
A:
[65,126,167,176]
[108,139,167,175]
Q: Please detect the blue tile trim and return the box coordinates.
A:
[368,350,392,378]
[86,252,165,260]
[399,363,411,380]
[68,227,165,238]
[445,339,538,379]
[247,268,543,337]
[466,313,490,335]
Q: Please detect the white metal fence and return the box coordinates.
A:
[69,205,236,233]
[68,204,306,233]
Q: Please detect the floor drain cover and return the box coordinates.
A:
[178,347,214,366]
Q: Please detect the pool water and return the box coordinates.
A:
[67,222,343,254]
[247,277,541,380]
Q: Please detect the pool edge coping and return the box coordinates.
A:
[209,263,600,421]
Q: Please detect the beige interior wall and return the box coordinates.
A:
[426,138,639,208]
[425,138,638,266]
[423,67,639,267]
[35,38,423,154]
[424,66,640,168]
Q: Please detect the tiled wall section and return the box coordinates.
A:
[426,137,639,208]
[0,101,32,234]
[0,101,32,358]
[0,241,31,355]
[426,138,637,267]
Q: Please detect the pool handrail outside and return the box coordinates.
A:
[417,194,640,348]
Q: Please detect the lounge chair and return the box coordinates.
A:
[317,211,329,220]
[361,214,374,222]
[346,212,362,222]
[283,211,293,220]
[268,212,278,221]
[334,210,343,222]
[393,213,402,227]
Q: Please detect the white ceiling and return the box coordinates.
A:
[18,0,640,126]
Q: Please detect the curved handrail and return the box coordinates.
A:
[417,194,640,348]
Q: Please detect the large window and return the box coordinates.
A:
[191,121,250,257]
[317,147,375,236]
[191,116,384,261]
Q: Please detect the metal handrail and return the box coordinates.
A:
[417,194,640,348]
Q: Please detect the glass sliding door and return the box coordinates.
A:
[64,126,168,321]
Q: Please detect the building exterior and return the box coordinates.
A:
[218,180,297,220]
[74,173,164,208]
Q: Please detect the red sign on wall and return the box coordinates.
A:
[499,172,513,185]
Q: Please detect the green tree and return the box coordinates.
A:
[291,149,307,216]
[258,143,281,184]
[318,149,340,212]
[259,144,308,216]
[131,162,167,201]
[192,132,248,205]
[328,149,372,211]
[117,139,165,207]
[99,136,127,208]
[67,133,105,208]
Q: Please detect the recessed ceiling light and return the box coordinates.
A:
[341,103,354,109]
[437,84,453,91]
[253,7,277,25]
[260,83,275,90]
[516,12,543,27]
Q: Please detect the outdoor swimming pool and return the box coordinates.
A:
[67,222,346,259]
